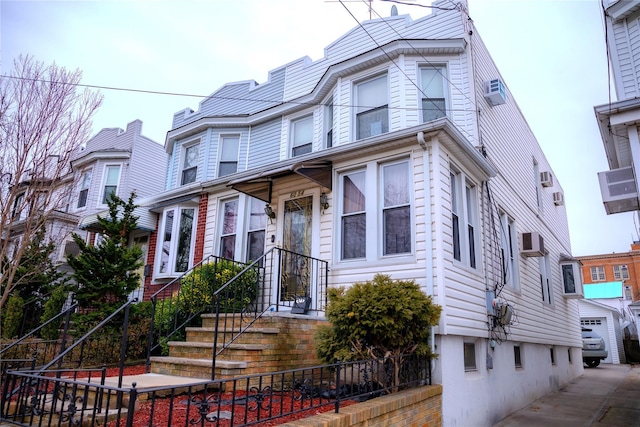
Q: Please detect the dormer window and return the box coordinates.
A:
[181,143,199,185]
[291,115,313,157]
[355,74,388,139]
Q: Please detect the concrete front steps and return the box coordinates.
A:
[149,312,326,381]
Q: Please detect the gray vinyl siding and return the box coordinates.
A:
[247,119,282,168]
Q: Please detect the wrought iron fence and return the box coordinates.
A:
[1,353,430,427]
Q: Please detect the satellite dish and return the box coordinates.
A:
[391,5,398,16]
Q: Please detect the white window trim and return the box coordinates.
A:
[180,140,200,186]
[323,97,334,149]
[216,195,267,263]
[499,210,520,291]
[155,204,198,278]
[590,266,606,282]
[450,165,479,269]
[218,134,240,178]
[334,157,414,267]
[539,253,553,305]
[353,73,389,140]
[76,168,93,210]
[290,114,314,158]
[418,64,449,123]
[613,264,629,280]
[97,163,122,208]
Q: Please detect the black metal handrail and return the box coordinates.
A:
[1,353,431,427]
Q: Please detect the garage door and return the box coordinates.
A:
[581,318,612,364]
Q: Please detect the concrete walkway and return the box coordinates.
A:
[493,364,640,426]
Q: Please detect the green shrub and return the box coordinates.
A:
[315,274,442,364]
[177,258,259,314]
[39,285,69,340]
[1,293,25,339]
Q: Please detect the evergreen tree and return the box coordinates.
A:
[67,192,143,311]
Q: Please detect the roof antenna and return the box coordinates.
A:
[391,5,398,16]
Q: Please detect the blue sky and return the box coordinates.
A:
[2,0,635,256]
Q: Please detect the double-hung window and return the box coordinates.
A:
[218,136,239,177]
[181,143,199,185]
[324,99,334,148]
[420,66,447,122]
[219,197,266,262]
[382,160,411,255]
[450,166,478,268]
[291,115,313,157]
[77,170,92,208]
[158,206,196,275]
[341,170,366,260]
[539,254,552,304]
[355,74,388,140]
[499,210,519,290]
[339,158,412,262]
[590,266,605,282]
[101,165,120,205]
[12,193,25,219]
[614,264,629,280]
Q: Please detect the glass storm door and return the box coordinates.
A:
[281,196,313,302]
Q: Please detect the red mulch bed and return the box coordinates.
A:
[88,365,359,427]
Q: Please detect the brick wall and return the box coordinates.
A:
[277,385,443,427]
[193,193,208,264]
[578,243,640,302]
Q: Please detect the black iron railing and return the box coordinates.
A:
[1,353,430,427]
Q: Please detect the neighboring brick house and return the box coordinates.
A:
[138,1,584,425]
[577,243,640,301]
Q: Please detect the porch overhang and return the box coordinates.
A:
[228,160,332,203]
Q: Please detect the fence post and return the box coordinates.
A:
[125,383,138,427]
[334,362,341,413]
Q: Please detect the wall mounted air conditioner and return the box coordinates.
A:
[559,259,584,299]
[484,79,506,106]
[598,166,639,214]
[520,231,544,257]
[553,191,564,206]
[540,171,553,187]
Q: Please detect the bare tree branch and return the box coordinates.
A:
[0,55,103,310]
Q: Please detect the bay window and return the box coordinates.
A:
[218,196,266,263]
[338,158,413,262]
[157,205,196,275]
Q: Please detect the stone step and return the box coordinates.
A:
[167,340,270,360]
[185,326,280,344]
[150,356,247,380]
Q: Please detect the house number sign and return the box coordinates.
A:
[290,190,304,198]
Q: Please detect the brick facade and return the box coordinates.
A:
[277,385,443,427]
[193,193,208,264]
[577,243,640,301]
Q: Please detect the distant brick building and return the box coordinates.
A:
[577,243,640,302]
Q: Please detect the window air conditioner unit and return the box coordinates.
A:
[484,79,506,106]
[560,259,584,299]
[598,166,639,214]
[540,171,553,187]
[553,191,564,206]
[520,231,544,257]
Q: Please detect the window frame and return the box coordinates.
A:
[340,168,367,261]
[499,210,520,291]
[217,195,267,263]
[381,159,412,256]
[218,135,240,178]
[180,141,200,186]
[355,73,389,140]
[99,164,121,207]
[77,169,92,209]
[155,205,197,277]
[513,344,522,368]
[539,253,553,305]
[419,64,448,123]
[450,165,479,269]
[463,341,477,372]
[613,264,629,280]
[324,98,334,149]
[590,266,606,282]
[290,114,314,157]
[336,157,414,264]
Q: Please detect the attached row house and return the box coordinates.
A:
[117,1,584,425]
